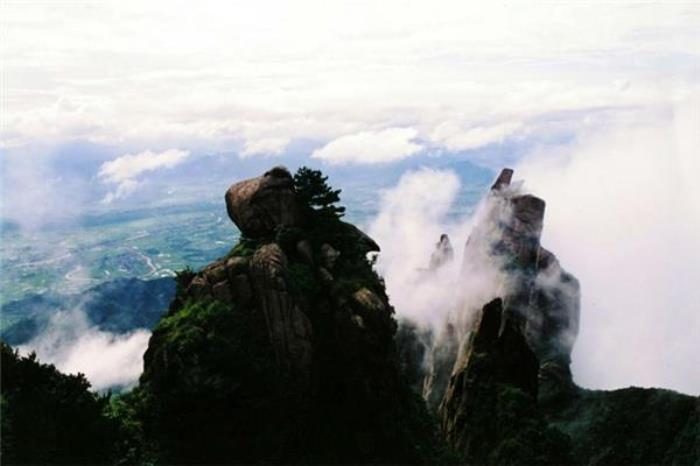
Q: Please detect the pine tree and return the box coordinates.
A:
[293,167,346,220]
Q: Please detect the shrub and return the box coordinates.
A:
[0,342,118,464]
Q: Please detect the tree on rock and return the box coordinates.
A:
[293,167,345,220]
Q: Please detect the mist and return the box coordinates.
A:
[0,147,93,232]
[517,103,700,395]
[369,103,699,396]
[367,168,512,340]
[18,308,150,391]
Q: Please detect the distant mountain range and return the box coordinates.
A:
[1,277,175,345]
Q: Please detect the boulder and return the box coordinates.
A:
[187,276,210,300]
[320,243,340,270]
[203,262,228,284]
[225,166,302,238]
[352,288,386,315]
[225,256,250,276]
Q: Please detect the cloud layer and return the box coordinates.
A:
[19,309,150,390]
[517,102,700,395]
[98,149,190,202]
[3,1,698,162]
[369,101,700,396]
[312,128,422,165]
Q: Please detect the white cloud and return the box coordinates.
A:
[371,103,700,396]
[3,2,697,153]
[240,137,290,158]
[312,127,422,165]
[98,149,190,184]
[430,121,524,152]
[0,148,90,230]
[19,309,151,390]
[98,148,190,202]
[368,169,481,330]
[517,101,700,395]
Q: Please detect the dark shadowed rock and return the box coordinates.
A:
[439,298,551,460]
[491,167,514,190]
[338,221,380,253]
[422,323,459,413]
[296,239,315,266]
[250,243,313,383]
[319,243,340,269]
[462,169,577,384]
[225,166,302,238]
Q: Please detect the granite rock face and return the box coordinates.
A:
[398,168,698,465]
[224,166,303,238]
[440,298,542,455]
[466,168,579,388]
[140,167,437,464]
[250,243,314,384]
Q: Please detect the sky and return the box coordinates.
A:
[3,1,698,158]
[1,1,699,393]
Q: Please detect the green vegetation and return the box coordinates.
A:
[135,299,284,464]
[227,237,262,258]
[0,342,117,464]
[106,388,154,466]
[485,385,573,465]
[544,386,699,464]
[286,261,321,297]
[293,166,346,221]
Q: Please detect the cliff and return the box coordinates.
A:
[399,168,699,464]
[135,167,442,464]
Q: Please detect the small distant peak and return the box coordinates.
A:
[429,233,454,270]
[491,168,514,191]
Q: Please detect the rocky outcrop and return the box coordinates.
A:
[250,243,313,384]
[407,169,580,420]
[467,168,579,386]
[429,234,454,270]
[421,322,459,413]
[337,220,380,253]
[416,168,698,465]
[225,166,302,238]
[440,298,548,458]
[139,167,439,464]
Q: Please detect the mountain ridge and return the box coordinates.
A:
[1,165,697,465]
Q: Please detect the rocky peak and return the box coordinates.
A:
[429,233,454,270]
[396,168,582,455]
[440,298,540,451]
[140,167,438,464]
[224,165,302,238]
[464,168,580,377]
